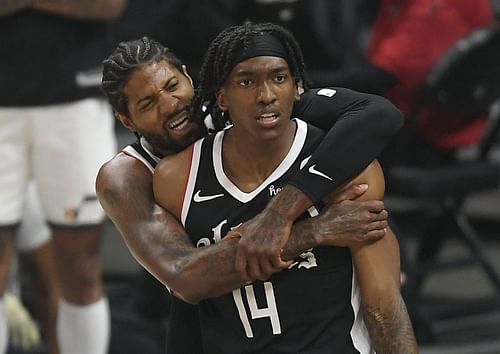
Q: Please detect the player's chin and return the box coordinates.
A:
[169,133,198,152]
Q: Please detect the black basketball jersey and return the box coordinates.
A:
[181,119,373,354]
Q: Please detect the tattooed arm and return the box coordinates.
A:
[32,0,127,20]
[96,152,246,304]
[333,161,419,353]
[146,146,387,302]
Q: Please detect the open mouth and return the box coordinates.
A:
[168,112,190,131]
[258,112,279,122]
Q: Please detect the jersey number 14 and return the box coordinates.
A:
[232,282,281,338]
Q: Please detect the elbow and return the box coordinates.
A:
[374,95,405,133]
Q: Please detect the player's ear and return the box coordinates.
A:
[217,87,228,112]
[182,65,194,87]
[116,112,136,133]
[295,81,303,100]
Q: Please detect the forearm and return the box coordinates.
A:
[281,216,319,260]
[157,237,247,304]
[361,293,419,353]
[0,0,32,16]
[262,184,314,223]
[351,224,418,353]
[32,0,126,20]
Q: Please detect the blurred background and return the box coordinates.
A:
[2,0,500,353]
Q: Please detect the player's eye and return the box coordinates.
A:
[166,81,179,91]
[239,79,253,86]
[275,73,287,82]
[139,99,154,111]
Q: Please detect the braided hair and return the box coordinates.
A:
[191,22,312,132]
[101,36,184,117]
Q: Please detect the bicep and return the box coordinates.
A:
[351,226,401,299]
[326,161,400,290]
[96,162,191,275]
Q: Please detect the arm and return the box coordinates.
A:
[289,87,404,208]
[235,89,404,277]
[339,161,418,353]
[96,153,250,304]
[32,0,127,20]
[144,148,387,301]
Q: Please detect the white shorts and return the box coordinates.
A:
[17,181,50,251]
[0,98,116,226]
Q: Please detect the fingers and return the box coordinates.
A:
[364,228,387,242]
[370,208,388,221]
[235,247,250,279]
[331,183,369,203]
[226,230,243,240]
[362,200,385,213]
[235,246,290,282]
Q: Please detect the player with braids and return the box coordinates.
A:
[192,22,311,131]
[97,31,405,351]
[102,37,187,120]
[154,22,417,353]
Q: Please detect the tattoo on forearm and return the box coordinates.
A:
[270,185,304,216]
[281,220,318,260]
[362,295,419,353]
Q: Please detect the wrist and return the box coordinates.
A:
[267,185,314,222]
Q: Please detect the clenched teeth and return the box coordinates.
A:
[169,116,189,130]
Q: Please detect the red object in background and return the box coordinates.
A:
[367,0,494,151]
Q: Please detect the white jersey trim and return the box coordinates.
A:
[213,119,308,203]
[121,146,155,174]
[181,139,204,226]
[120,137,160,175]
[350,265,375,353]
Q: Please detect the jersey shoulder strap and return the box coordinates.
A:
[121,140,159,174]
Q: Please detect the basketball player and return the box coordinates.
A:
[153,23,418,353]
[98,35,403,352]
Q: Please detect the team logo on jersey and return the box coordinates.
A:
[193,190,224,202]
[308,165,333,181]
[317,88,337,97]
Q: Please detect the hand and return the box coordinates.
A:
[315,198,388,247]
[234,211,293,282]
[4,292,41,350]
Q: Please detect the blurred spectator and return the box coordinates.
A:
[14,183,59,353]
[0,1,126,353]
[333,0,496,165]
[154,0,376,85]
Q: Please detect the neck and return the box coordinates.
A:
[222,120,296,192]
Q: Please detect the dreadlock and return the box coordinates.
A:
[101,36,184,117]
[191,22,312,132]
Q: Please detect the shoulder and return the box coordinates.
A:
[96,152,154,207]
[155,144,195,181]
[293,87,369,123]
[333,160,385,202]
[153,144,196,220]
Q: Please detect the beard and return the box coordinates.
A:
[141,123,204,158]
